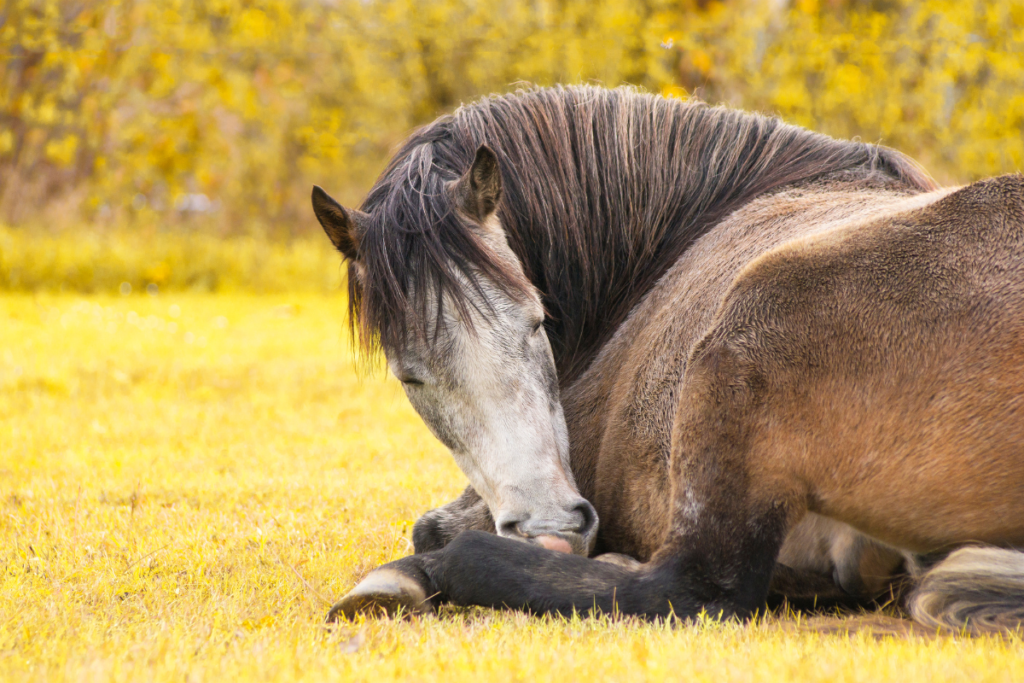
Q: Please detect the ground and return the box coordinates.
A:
[2,292,1022,682]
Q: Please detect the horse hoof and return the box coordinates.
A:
[594,552,643,570]
[326,568,432,622]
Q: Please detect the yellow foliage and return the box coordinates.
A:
[3,0,1021,233]
[43,133,77,166]
[3,4,1023,672]
[4,291,1024,681]
[674,0,1024,179]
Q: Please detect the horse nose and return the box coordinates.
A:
[499,499,599,555]
[569,499,599,540]
[496,513,529,538]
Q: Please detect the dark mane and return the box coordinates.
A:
[350,85,936,383]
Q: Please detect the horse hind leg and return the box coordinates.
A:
[908,547,1024,634]
[778,513,907,600]
[834,530,908,599]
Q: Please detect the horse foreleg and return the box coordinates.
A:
[326,486,492,621]
[329,530,691,620]
[327,550,445,621]
[412,485,495,553]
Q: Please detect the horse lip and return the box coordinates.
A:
[504,527,594,556]
[495,500,599,555]
[528,530,591,556]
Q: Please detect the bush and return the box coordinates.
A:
[1,0,1022,291]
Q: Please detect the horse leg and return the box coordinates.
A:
[776,513,908,604]
[327,550,444,621]
[412,485,494,553]
[327,487,490,620]
[333,484,641,619]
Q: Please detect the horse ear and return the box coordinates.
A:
[311,186,367,260]
[456,145,503,222]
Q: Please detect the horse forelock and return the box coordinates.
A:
[348,85,937,380]
[347,121,530,364]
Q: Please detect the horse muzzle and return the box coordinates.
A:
[496,498,599,556]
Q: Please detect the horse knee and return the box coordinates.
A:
[412,486,495,554]
[594,552,643,570]
[412,510,449,553]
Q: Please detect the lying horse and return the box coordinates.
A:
[312,85,1024,633]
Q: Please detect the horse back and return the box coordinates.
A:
[705,174,1024,553]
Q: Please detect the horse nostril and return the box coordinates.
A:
[569,500,598,536]
[498,515,529,538]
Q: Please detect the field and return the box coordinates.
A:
[3,291,1024,682]
[5,0,1024,678]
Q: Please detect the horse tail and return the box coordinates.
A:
[908,547,1024,634]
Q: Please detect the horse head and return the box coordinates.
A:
[312,145,598,556]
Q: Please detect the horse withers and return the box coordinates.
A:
[312,85,1024,632]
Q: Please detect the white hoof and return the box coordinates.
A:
[326,568,433,621]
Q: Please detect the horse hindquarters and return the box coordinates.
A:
[671,175,1024,630]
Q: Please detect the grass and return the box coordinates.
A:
[0,224,344,293]
[3,291,1024,682]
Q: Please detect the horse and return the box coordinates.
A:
[311,85,1024,633]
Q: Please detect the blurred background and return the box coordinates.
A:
[1,0,1022,292]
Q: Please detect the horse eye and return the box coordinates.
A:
[400,377,425,387]
[531,320,544,335]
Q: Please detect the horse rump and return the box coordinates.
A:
[908,547,1024,634]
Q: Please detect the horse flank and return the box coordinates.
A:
[352,84,937,383]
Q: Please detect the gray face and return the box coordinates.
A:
[389,217,598,556]
[311,145,599,556]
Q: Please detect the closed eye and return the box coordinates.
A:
[399,376,425,386]
[531,319,544,335]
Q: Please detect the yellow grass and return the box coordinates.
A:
[3,291,1024,682]
[0,225,343,294]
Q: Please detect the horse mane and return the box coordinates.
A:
[350,85,937,383]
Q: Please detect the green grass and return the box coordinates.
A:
[2,292,1023,682]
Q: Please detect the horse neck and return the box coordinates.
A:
[457,88,933,384]
[497,154,694,386]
